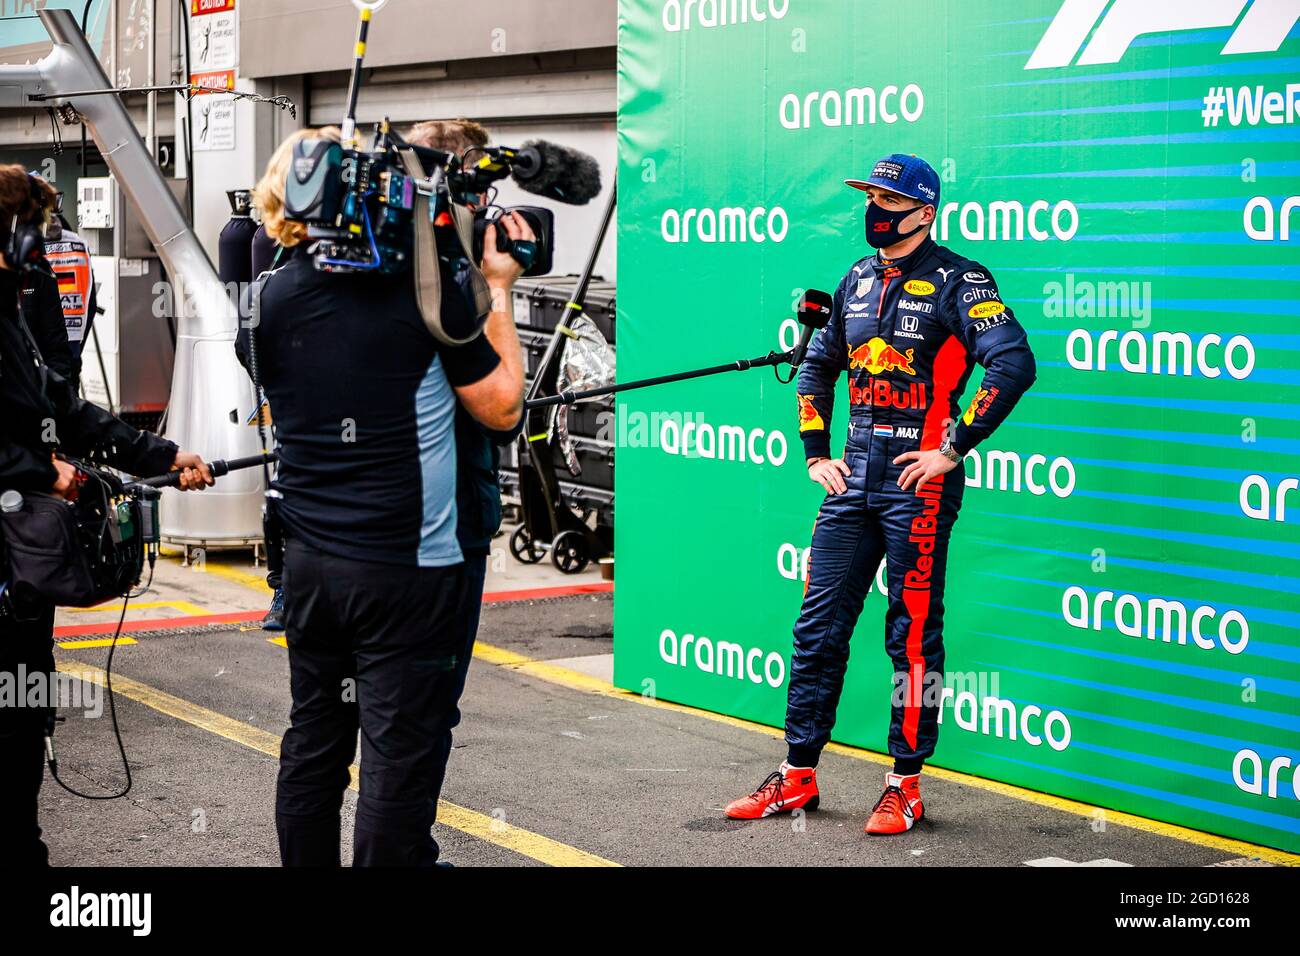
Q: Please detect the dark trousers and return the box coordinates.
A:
[785,458,962,770]
[428,550,488,822]
[275,542,468,867]
[0,601,55,866]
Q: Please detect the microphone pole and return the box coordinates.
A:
[526,349,792,410]
[524,287,832,410]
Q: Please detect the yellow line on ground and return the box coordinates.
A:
[471,641,1300,867]
[56,659,619,868]
[65,600,210,616]
[58,637,140,650]
[160,551,273,595]
[266,636,288,648]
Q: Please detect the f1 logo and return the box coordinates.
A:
[900,315,919,332]
[1026,0,1300,70]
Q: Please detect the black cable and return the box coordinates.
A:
[127,554,156,600]
[246,250,282,488]
[44,455,150,802]
[45,108,63,155]
[47,593,134,801]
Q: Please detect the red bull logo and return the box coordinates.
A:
[848,337,916,375]
[962,385,999,425]
[797,394,825,432]
[851,378,928,410]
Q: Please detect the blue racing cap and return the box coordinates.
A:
[845,153,940,208]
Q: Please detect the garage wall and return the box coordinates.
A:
[239,0,615,79]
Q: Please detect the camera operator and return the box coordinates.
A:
[405,118,529,856]
[0,163,213,866]
[240,132,527,867]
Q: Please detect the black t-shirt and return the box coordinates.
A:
[244,252,500,567]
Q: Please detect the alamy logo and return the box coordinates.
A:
[1027,0,1300,70]
[50,886,152,936]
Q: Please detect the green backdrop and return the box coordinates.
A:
[613,0,1300,853]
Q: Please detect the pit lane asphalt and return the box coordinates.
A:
[40,551,1283,867]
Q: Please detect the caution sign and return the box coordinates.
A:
[190,0,237,73]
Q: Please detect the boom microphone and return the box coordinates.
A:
[510,139,602,205]
[788,288,834,369]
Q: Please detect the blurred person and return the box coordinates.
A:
[724,154,1037,834]
[40,204,98,387]
[17,174,77,384]
[404,118,530,863]
[0,163,212,866]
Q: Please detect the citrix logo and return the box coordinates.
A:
[1026,0,1300,70]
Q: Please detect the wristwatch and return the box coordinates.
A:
[938,436,962,463]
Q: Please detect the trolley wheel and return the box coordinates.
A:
[510,525,544,564]
[551,530,589,574]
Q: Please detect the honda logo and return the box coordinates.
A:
[1026,0,1300,70]
[900,315,919,332]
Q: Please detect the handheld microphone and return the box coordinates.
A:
[510,139,602,205]
[788,289,834,369]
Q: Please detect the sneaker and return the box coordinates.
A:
[261,588,286,632]
[723,762,819,819]
[864,771,923,834]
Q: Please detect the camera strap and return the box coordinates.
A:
[396,146,493,345]
[11,281,54,412]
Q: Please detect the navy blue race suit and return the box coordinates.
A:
[786,236,1036,770]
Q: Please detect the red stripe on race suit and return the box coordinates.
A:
[900,335,967,748]
[803,516,820,597]
[877,274,892,320]
[922,334,968,450]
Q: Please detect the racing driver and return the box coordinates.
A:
[724,154,1037,834]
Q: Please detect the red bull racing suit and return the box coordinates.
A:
[787,237,1036,770]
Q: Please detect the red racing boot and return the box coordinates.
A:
[723,762,820,819]
[864,772,924,834]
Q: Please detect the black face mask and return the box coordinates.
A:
[864,201,929,249]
